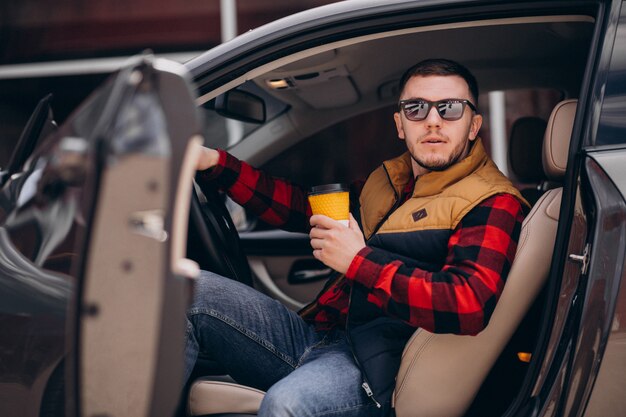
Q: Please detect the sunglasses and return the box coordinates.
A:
[398,99,477,121]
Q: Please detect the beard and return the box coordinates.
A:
[411,135,472,172]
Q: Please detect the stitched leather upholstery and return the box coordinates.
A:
[188,379,264,416]
[393,100,575,416]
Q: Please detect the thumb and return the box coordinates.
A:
[348,213,360,231]
[197,147,220,171]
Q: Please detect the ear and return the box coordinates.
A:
[394,112,406,140]
[468,114,483,141]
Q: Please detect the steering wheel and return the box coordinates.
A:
[186,182,253,286]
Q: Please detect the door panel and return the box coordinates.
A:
[241,230,324,309]
[249,256,327,310]
[80,156,169,417]
[68,56,200,417]
[532,149,626,417]
[573,151,626,417]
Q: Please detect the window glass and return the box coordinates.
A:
[478,89,563,157]
[199,81,289,149]
[263,89,562,188]
[261,105,405,186]
[596,6,626,146]
[201,111,258,150]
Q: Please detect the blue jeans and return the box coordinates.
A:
[185,271,382,417]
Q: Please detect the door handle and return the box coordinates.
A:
[288,259,333,284]
[292,268,333,282]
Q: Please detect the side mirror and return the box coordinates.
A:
[214,90,266,124]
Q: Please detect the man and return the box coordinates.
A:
[186,59,527,416]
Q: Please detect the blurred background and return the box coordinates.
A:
[0,0,340,166]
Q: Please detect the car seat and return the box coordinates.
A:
[186,99,578,417]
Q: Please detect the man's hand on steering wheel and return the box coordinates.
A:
[197,147,220,171]
[186,145,253,286]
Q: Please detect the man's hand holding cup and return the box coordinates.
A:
[308,184,366,274]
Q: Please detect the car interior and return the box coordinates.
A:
[179,11,595,417]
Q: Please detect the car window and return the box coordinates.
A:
[201,111,259,150]
[262,104,405,186]
[595,5,626,146]
[199,81,289,149]
[263,88,562,186]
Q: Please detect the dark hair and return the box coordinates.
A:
[398,58,479,104]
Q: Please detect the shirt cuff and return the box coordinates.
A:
[345,246,380,288]
[196,149,228,182]
[196,149,245,193]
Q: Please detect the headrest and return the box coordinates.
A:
[509,117,547,183]
[543,99,577,181]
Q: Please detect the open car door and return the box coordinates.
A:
[0,55,201,417]
[60,55,202,417]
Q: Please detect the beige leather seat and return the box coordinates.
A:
[187,99,578,417]
[188,378,265,416]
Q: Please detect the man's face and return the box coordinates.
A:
[394,75,483,176]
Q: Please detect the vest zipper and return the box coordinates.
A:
[362,381,382,408]
[345,288,382,409]
[345,164,410,408]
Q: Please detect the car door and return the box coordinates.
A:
[2,56,204,417]
[561,3,626,415]
[523,2,626,416]
[0,55,201,417]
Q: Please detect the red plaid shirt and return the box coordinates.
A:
[198,150,526,335]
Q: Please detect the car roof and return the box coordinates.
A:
[185,0,594,86]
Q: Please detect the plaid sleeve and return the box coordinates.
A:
[345,193,525,335]
[196,150,312,233]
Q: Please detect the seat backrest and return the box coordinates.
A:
[393,99,577,417]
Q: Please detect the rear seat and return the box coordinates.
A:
[508,116,548,205]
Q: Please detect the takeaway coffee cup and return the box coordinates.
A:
[308,183,350,226]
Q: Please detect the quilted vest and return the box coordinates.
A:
[357,138,526,273]
[347,138,527,412]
